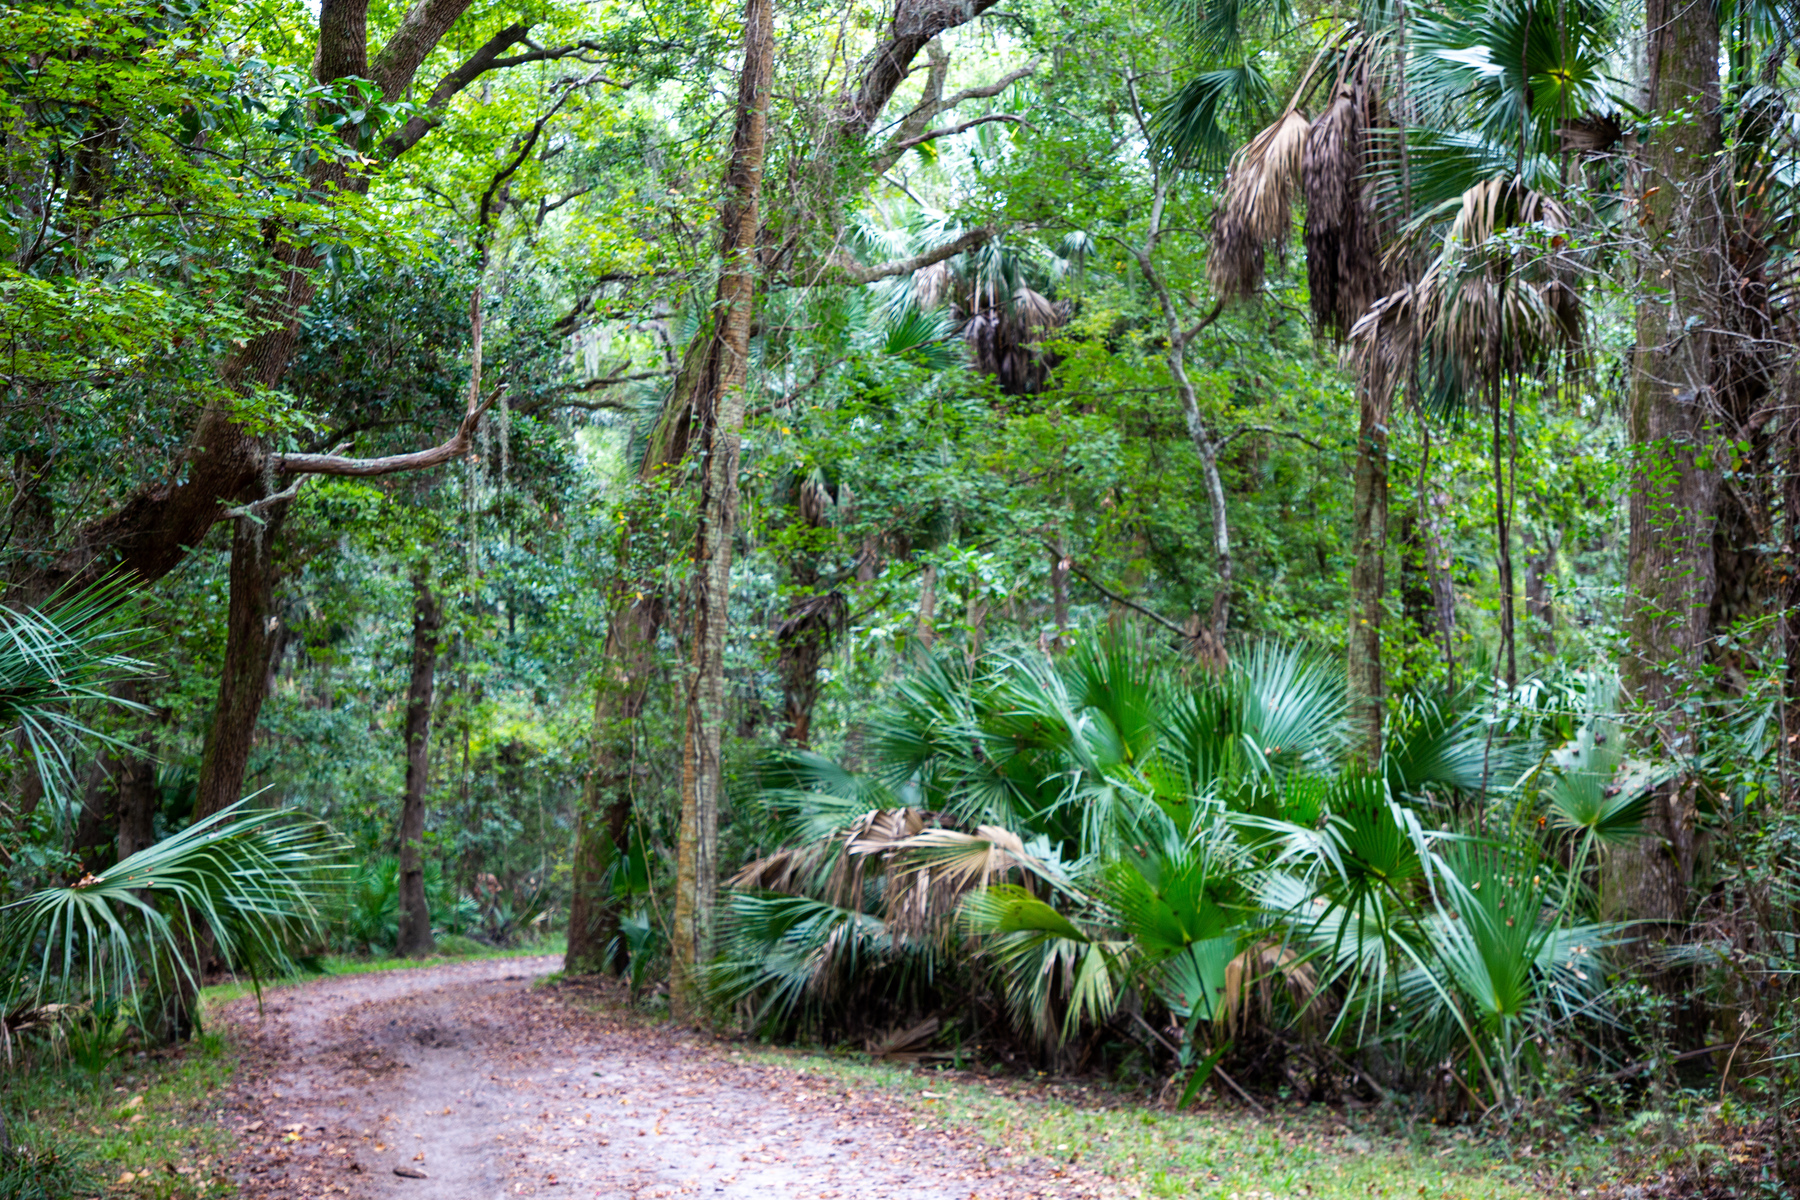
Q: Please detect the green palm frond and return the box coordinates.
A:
[1384,692,1518,798]
[1152,64,1278,169]
[708,891,895,1021]
[0,575,154,816]
[3,799,345,1019]
[1542,682,1666,845]
[960,885,1121,1042]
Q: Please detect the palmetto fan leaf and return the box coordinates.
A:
[1153,64,1278,170]
[0,575,154,816]
[1542,676,1665,845]
[2,799,345,1018]
[1407,0,1614,161]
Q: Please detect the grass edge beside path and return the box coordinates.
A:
[738,1048,1549,1200]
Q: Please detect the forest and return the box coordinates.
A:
[2,0,1798,1195]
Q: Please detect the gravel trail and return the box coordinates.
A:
[214,957,1107,1200]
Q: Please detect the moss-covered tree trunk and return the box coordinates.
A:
[669,0,774,1021]
[1609,0,1722,930]
[1347,383,1389,768]
[396,573,441,958]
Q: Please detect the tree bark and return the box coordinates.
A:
[192,500,291,823]
[1491,376,1517,690]
[565,594,663,975]
[396,573,441,958]
[1609,0,1723,932]
[1347,382,1390,767]
[669,0,774,1022]
[837,0,1005,141]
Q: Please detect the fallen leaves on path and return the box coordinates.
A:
[209,958,1118,1200]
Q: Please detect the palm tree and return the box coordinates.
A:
[1198,36,1395,763]
[1189,0,1615,742]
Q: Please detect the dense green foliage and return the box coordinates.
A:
[5,0,1800,1191]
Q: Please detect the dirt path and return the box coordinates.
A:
[214,957,1110,1200]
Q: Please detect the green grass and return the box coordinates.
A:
[744,1051,1545,1200]
[2,1032,238,1200]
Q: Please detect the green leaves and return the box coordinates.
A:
[3,799,346,1021]
[1543,700,1663,844]
[0,576,153,815]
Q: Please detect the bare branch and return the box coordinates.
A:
[1218,424,1330,452]
[887,113,1026,154]
[379,27,628,161]
[936,62,1039,112]
[220,472,314,522]
[273,384,505,478]
[837,0,1007,140]
[824,226,992,285]
[1060,557,1191,639]
[869,58,1037,173]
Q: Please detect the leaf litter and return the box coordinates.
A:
[209,955,1116,1200]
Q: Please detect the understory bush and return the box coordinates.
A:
[710,633,1662,1119]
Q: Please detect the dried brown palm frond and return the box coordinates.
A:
[1348,283,1419,407]
[730,841,834,896]
[1419,177,1583,386]
[1209,108,1312,300]
[731,806,943,912]
[867,1015,942,1061]
[963,291,1068,395]
[1220,940,1323,1033]
[1302,74,1386,340]
[1443,176,1568,250]
[884,824,1063,940]
[913,260,954,311]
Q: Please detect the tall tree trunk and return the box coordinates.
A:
[1523,525,1560,658]
[114,744,159,863]
[917,561,939,647]
[669,0,774,1021]
[396,573,441,958]
[776,592,846,747]
[566,595,663,975]
[1348,382,1389,767]
[1491,376,1517,689]
[69,763,115,873]
[1609,0,1722,932]
[774,476,846,747]
[192,499,291,823]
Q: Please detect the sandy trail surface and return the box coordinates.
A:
[214,957,1108,1200]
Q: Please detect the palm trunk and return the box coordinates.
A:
[670,0,774,1021]
[1609,0,1722,933]
[396,573,441,958]
[1492,375,1517,690]
[1347,381,1389,768]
